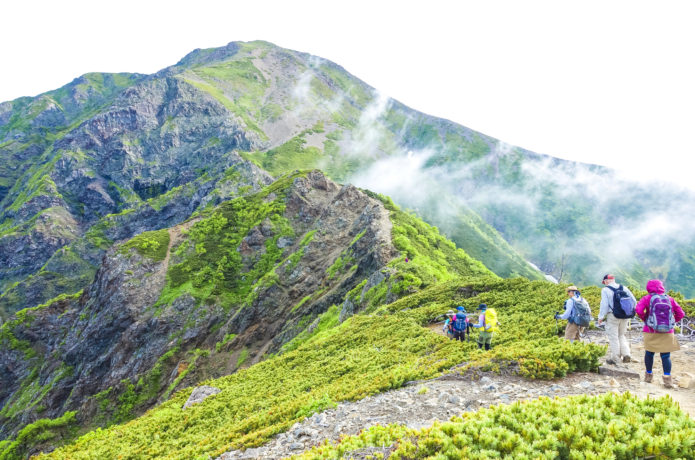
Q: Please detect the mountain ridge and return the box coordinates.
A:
[1,39,694,459]
[0,40,542,321]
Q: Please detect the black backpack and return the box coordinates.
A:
[607,285,636,319]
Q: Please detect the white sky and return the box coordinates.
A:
[2,0,694,187]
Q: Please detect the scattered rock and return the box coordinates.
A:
[578,380,594,390]
[599,366,640,379]
[609,378,620,388]
[238,447,265,459]
[183,385,221,409]
[216,371,638,459]
[479,376,493,385]
[678,372,695,389]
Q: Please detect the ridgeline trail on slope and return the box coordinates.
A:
[215,324,695,459]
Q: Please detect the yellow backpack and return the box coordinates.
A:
[484,308,499,332]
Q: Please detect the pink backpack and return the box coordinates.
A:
[646,294,675,333]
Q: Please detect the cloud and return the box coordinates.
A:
[345,108,695,287]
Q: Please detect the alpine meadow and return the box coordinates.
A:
[1,40,694,460]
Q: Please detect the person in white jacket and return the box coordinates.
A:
[597,274,637,365]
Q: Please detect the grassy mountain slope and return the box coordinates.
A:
[0,170,494,456]
[29,276,607,460]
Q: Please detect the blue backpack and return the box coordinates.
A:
[607,285,636,319]
[452,314,467,331]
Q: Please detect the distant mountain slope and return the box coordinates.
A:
[0,41,539,320]
[21,275,611,460]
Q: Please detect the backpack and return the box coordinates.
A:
[570,297,592,327]
[607,285,636,319]
[646,294,675,333]
[452,314,467,332]
[483,309,498,332]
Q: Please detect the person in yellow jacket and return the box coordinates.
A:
[471,303,499,350]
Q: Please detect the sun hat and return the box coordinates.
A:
[566,285,579,292]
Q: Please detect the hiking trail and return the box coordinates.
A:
[217,324,695,459]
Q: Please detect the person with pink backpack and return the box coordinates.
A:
[635,279,685,388]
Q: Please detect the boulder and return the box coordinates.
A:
[183,385,221,409]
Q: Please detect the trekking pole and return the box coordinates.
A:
[554,311,559,336]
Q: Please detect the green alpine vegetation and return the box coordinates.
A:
[118,229,170,262]
[2,39,695,460]
[298,393,695,459]
[35,275,608,460]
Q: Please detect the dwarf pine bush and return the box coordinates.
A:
[298,393,695,459]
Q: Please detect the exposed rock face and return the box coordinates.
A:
[183,386,221,409]
[0,67,270,318]
[0,171,399,440]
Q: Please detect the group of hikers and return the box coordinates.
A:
[441,274,686,388]
[555,274,685,388]
[442,303,498,350]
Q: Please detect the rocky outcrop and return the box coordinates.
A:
[0,69,269,315]
[0,171,401,440]
[183,386,221,409]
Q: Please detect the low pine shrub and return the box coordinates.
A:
[298,393,695,459]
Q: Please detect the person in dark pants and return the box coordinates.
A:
[451,306,469,342]
[635,279,685,388]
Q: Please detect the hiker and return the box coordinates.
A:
[555,286,591,343]
[450,306,469,342]
[597,274,637,364]
[471,304,498,350]
[442,310,456,338]
[635,279,685,388]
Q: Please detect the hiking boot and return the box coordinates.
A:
[605,359,618,366]
[644,372,653,383]
[622,356,632,363]
[663,375,674,388]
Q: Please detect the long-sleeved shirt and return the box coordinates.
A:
[598,282,637,320]
[471,313,485,328]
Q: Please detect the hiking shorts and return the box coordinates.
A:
[477,331,493,346]
[453,330,466,341]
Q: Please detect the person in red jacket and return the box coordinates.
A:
[635,279,685,388]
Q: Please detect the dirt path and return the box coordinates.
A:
[217,324,695,460]
[162,227,175,268]
[218,370,640,460]
[583,327,695,417]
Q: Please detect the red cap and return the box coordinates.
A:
[602,274,615,281]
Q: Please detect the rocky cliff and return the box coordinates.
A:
[0,170,490,444]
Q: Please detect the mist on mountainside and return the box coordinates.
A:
[342,93,695,293]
